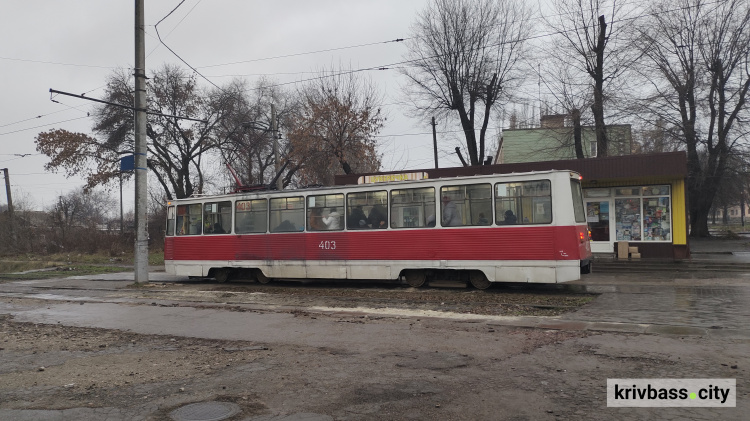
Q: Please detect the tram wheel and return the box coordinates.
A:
[214,269,231,283]
[469,271,491,290]
[255,270,272,284]
[405,271,427,288]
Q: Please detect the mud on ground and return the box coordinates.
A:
[0,307,598,420]
[2,303,746,421]
[122,281,596,317]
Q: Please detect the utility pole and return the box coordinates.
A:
[133,0,149,283]
[271,104,283,190]
[1,168,14,243]
[431,117,439,169]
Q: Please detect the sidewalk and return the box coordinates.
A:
[690,236,750,254]
[594,237,750,267]
[689,236,750,265]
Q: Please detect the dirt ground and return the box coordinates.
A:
[1,287,746,421]
[0,308,590,420]
[119,280,596,317]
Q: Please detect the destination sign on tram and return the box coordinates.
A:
[357,172,428,184]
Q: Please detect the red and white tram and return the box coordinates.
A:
[164,170,592,288]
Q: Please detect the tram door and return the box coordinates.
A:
[585,199,614,253]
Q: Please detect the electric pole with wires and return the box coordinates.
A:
[133,0,149,283]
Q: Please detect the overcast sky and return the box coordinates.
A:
[1,0,533,212]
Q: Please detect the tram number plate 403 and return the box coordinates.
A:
[319,240,337,250]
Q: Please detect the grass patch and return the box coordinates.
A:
[1,250,164,268]
[0,250,164,282]
[0,265,131,281]
[0,260,61,274]
[148,251,165,266]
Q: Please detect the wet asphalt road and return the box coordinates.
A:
[0,263,748,420]
[1,266,749,339]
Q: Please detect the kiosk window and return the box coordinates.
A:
[642,185,671,241]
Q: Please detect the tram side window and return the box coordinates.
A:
[176,204,202,235]
[390,187,435,228]
[346,190,388,229]
[270,197,305,232]
[307,194,344,231]
[495,180,552,225]
[166,206,176,236]
[235,199,268,234]
[570,179,586,223]
[440,183,492,227]
[203,201,232,234]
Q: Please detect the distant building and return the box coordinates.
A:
[713,204,749,224]
[497,114,633,164]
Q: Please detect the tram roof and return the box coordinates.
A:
[167,169,578,204]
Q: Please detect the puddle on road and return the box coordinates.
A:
[308,305,537,322]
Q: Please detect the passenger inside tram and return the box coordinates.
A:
[367,204,388,228]
[502,210,517,225]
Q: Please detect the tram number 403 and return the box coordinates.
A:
[319,241,337,250]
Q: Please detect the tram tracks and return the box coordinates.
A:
[119,281,597,317]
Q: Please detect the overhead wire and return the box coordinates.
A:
[146,0,203,59]
[3,0,728,147]
[0,116,90,137]
[0,56,117,70]
[190,0,656,74]
[0,0,724,205]
[153,0,223,91]
[0,110,72,129]
[197,38,406,70]
[0,0,721,84]
[192,0,727,98]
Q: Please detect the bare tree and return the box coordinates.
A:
[634,0,750,237]
[287,68,384,186]
[50,188,115,250]
[218,77,301,189]
[711,154,750,226]
[631,118,683,154]
[0,190,37,255]
[402,0,533,166]
[543,0,637,158]
[37,65,246,200]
